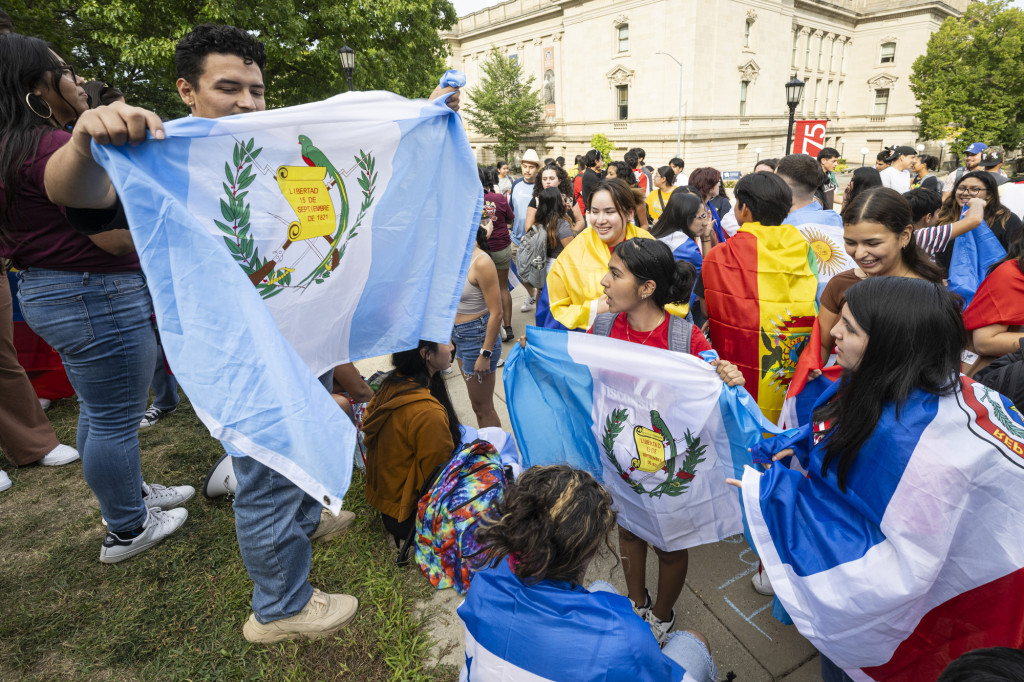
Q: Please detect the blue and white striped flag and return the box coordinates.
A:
[503,326,777,551]
[92,91,481,513]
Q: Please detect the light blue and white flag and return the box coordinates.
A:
[503,326,778,551]
[92,91,481,513]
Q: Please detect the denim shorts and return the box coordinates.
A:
[452,313,501,375]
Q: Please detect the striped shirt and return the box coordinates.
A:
[915,223,953,258]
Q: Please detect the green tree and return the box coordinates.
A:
[590,133,614,162]
[463,49,543,164]
[5,0,457,119]
[910,0,1024,154]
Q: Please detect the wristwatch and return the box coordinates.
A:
[480,348,492,359]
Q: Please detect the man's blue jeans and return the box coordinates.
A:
[17,268,157,533]
[230,369,333,623]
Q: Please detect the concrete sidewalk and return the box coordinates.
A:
[356,286,823,682]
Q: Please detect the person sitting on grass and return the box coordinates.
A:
[458,464,718,682]
[362,340,461,547]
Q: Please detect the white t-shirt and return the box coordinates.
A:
[674,173,690,188]
[879,166,912,193]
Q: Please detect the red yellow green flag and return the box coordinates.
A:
[701,222,821,424]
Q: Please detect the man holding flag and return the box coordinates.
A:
[43,24,470,643]
[695,172,822,424]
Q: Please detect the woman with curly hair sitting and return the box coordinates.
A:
[457,465,717,682]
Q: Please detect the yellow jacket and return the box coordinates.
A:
[545,225,688,330]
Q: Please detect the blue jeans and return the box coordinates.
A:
[151,349,180,412]
[229,368,333,623]
[451,313,501,375]
[17,268,157,533]
[588,581,718,682]
[821,654,855,682]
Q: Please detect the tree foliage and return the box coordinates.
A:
[910,0,1024,154]
[590,133,614,162]
[5,0,457,119]
[463,49,543,164]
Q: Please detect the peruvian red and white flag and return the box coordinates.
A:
[742,376,1024,680]
[793,120,828,156]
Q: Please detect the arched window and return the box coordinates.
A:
[880,42,896,64]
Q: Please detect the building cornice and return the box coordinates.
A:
[793,0,962,24]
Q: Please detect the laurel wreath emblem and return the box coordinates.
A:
[602,407,706,498]
[215,138,376,299]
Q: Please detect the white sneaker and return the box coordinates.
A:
[142,481,195,509]
[520,296,536,312]
[99,506,188,564]
[40,443,80,466]
[102,482,195,527]
[631,588,652,620]
[752,563,774,596]
[645,608,675,647]
[38,398,51,411]
[0,470,11,492]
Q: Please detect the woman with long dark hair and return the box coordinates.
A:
[731,278,983,681]
[817,187,943,362]
[0,33,192,562]
[839,167,881,221]
[531,186,574,271]
[362,339,462,546]
[524,163,584,235]
[460,464,719,681]
[593,238,743,646]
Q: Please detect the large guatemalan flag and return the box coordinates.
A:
[504,326,776,552]
[742,377,1024,680]
[92,90,480,513]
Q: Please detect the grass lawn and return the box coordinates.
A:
[0,393,458,681]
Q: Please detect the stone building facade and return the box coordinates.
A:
[445,0,968,170]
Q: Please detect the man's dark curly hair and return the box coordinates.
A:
[175,24,266,87]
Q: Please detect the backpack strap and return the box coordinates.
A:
[658,190,666,212]
[667,314,694,354]
[592,312,616,336]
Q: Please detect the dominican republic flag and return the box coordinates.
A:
[458,560,698,681]
[948,205,1005,308]
[92,86,480,513]
[741,377,1024,680]
[504,326,778,552]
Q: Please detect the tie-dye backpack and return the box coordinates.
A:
[413,440,509,594]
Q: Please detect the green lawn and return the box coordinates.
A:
[0,394,457,681]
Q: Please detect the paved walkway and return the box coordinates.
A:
[356,285,823,681]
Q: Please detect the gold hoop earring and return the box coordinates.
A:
[25,92,53,120]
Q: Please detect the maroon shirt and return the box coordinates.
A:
[0,129,140,272]
[484,191,512,252]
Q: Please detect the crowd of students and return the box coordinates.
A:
[1,13,1023,682]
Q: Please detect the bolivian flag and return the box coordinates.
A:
[702,222,821,424]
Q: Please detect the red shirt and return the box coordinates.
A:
[0,129,140,273]
[590,312,712,355]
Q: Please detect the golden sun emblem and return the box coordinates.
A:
[803,228,847,276]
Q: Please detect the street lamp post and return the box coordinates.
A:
[840,138,846,158]
[755,147,762,164]
[338,41,355,92]
[656,51,683,159]
[938,140,946,170]
[860,146,869,168]
[784,75,805,156]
